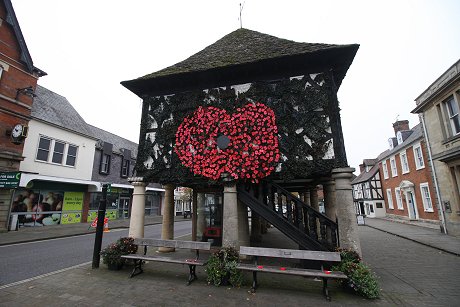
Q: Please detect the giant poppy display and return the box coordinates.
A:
[174,102,280,182]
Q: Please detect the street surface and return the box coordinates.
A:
[0,221,192,286]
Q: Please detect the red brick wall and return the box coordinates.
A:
[0,1,38,163]
[380,140,439,221]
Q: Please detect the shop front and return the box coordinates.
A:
[11,180,89,227]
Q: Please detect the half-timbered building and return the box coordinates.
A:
[352,159,385,218]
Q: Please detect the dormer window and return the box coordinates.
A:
[388,138,394,150]
[99,142,113,174]
[396,131,403,145]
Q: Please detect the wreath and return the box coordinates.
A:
[174,102,280,182]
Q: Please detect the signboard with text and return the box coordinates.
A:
[0,172,21,188]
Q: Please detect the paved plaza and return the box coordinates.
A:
[1,218,459,306]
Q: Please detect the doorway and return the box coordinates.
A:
[406,191,418,220]
[119,197,130,219]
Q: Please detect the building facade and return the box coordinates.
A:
[352,159,385,218]
[0,0,45,231]
[412,59,460,236]
[378,121,440,227]
[9,85,164,229]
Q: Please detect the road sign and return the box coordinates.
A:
[0,172,21,188]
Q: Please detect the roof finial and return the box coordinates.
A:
[239,2,245,29]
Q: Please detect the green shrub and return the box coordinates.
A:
[333,248,380,299]
[206,246,243,287]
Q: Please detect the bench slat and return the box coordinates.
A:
[133,238,211,250]
[121,255,206,266]
[236,263,347,279]
[239,246,341,262]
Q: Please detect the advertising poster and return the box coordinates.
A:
[12,189,64,226]
[61,192,84,224]
[87,209,118,222]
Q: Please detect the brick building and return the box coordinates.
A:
[377,120,440,228]
[0,0,45,231]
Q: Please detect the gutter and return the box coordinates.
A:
[420,114,447,234]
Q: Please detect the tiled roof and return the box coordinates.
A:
[121,28,359,96]
[32,85,94,137]
[352,163,379,184]
[88,125,138,159]
[32,85,138,159]
[138,28,352,80]
[377,123,423,161]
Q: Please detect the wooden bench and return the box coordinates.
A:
[237,246,347,301]
[121,238,211,285]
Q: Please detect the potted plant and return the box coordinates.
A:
[100,237,138,270]
[332,248,380,299]
[206,246,243,287]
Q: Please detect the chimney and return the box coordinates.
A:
[359,164,365,174]
[393,120,409,136]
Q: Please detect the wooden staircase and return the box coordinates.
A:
[237,180,339,251]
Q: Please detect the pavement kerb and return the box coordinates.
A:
[365,224,460,257]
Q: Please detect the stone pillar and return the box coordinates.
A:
[222,184,239,248]
[192,190,198,241]
[323,181,337,221]
[237,200,250,247]
[159,184,175,252]
[332,167,362,256]
[196,193,206,241]
[128,180,147,238]
[310,186,319,211]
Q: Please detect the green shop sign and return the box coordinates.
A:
[0,172,21,188]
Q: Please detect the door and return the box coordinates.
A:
[406,191,418,220]
[119,197,130,219]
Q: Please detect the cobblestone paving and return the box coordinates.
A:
[359,226,460,306]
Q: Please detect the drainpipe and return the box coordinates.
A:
[420,114,447,234]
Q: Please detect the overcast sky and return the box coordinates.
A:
[12,0,460,174]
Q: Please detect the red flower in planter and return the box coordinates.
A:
[175,102,280,182]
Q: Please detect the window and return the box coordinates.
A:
[445,96,460,135]
[386,189,394,209]
[420,183,433,212]
[36,136,78,167]
[36,137,51,161]
[100,153,111,174]
[413,143,425,169]
[121,158,130,177]
[395,187,404,210]
[382,161,389,179]
[390,157,398,177]
[66,145,78,166]
[52,141,65,164]
[400,151,410,174]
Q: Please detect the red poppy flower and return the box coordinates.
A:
[175,102,280,181]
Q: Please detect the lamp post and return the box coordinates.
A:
[92,183,109,269]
